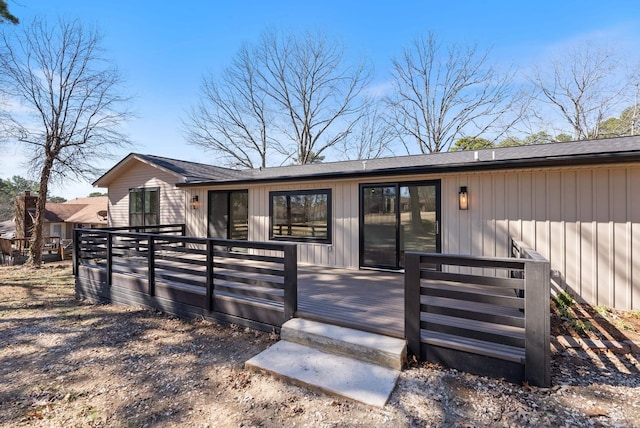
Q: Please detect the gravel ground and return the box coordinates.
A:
[1,262,639,427]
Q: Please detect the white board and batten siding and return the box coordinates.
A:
[106,160,185,227]
[442,163,640,311]
[185,162,640,310]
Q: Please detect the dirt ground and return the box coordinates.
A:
[1,261,639,427]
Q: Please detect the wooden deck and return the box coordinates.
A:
[74,227,551,387]
[297,265,404,338]
[108,257,405,337]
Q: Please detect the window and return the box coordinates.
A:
[129,188,159,226]
[270,189,331,243]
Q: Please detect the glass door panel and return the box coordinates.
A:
[208,192,229,239]
[399,184,438,267]
[361,186,397,268]
[229,191,248,240]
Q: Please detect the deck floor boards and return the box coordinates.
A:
[297,265,404,337]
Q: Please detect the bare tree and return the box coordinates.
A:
[0,18,131,266]
[530,43,626,140]
[388,32,517,154]
[185,29,371,167]
[339,103,394,160]
[185,45,279,169]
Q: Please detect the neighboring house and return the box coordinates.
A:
[93,136,640,311]
[15,192,108,240]
[45,197,109,240]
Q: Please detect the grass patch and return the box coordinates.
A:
[568,319,592,335]
[553,291,574,319]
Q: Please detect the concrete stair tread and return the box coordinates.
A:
[281,318,407,370]
[245,341,399,407]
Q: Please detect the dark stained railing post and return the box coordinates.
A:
[106,232,113,286]
[283,244,298,322]
[524,258,551,387]
[206,240,214,311]
[148,235,155,296]
[404,251,422,359]
[72,228,80,276]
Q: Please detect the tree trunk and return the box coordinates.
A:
[408,186,424,233]
[27,155,53,268]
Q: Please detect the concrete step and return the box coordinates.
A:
[280,318,407,370]
[245,340,399,407]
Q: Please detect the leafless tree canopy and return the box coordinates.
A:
[388,33,518,154]
[0,18,131,266]
[530,44,626,140]
[338,103,394,160]
[185,29,371,167]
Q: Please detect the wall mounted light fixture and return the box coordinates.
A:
[191,195,200,210]
[459,186,469,210]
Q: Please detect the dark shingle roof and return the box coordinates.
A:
[176,136,640,186]
[95,136,640,188]
[133,154,243,182]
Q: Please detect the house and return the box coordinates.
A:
[44,197,109,240]
[15,192,108,241]
[93,136,640,311]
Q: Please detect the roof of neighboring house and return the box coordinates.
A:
[93,153,241,187]
[93,136,640,188]
[42,196,108,225]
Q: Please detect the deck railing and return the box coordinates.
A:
[405,242,550,387]
[74,226,297,331]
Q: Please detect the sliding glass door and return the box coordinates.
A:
[208,190,248,240]
[360,181,440,269]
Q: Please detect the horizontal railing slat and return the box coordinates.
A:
[421,331,525,364]
[420,269,524,290]
[215,282,285,303]
[418,253,525,270]
[154,253,207,266]
[213,272,284,290]
[213,261,284,277]
[421,313,525,348]
[213,251,283,264]
[422,301,524,328]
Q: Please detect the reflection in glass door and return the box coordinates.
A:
[398,184,438,267]
[361,186,397,268]
[360,182,439,269]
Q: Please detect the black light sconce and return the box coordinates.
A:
[459,186,469,210]
[191,195,200,210]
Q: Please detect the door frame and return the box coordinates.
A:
[358,180,441,270]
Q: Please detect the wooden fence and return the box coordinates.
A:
[1,236,62,263]
[74,225,297,332]
[404,241,550,387]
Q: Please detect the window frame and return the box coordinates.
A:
[128,187,160,226]
[269,189,332,244]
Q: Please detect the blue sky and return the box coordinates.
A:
[2,0,639,198]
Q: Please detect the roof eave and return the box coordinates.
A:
[93,153,188,187]
[176,151,640,188]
